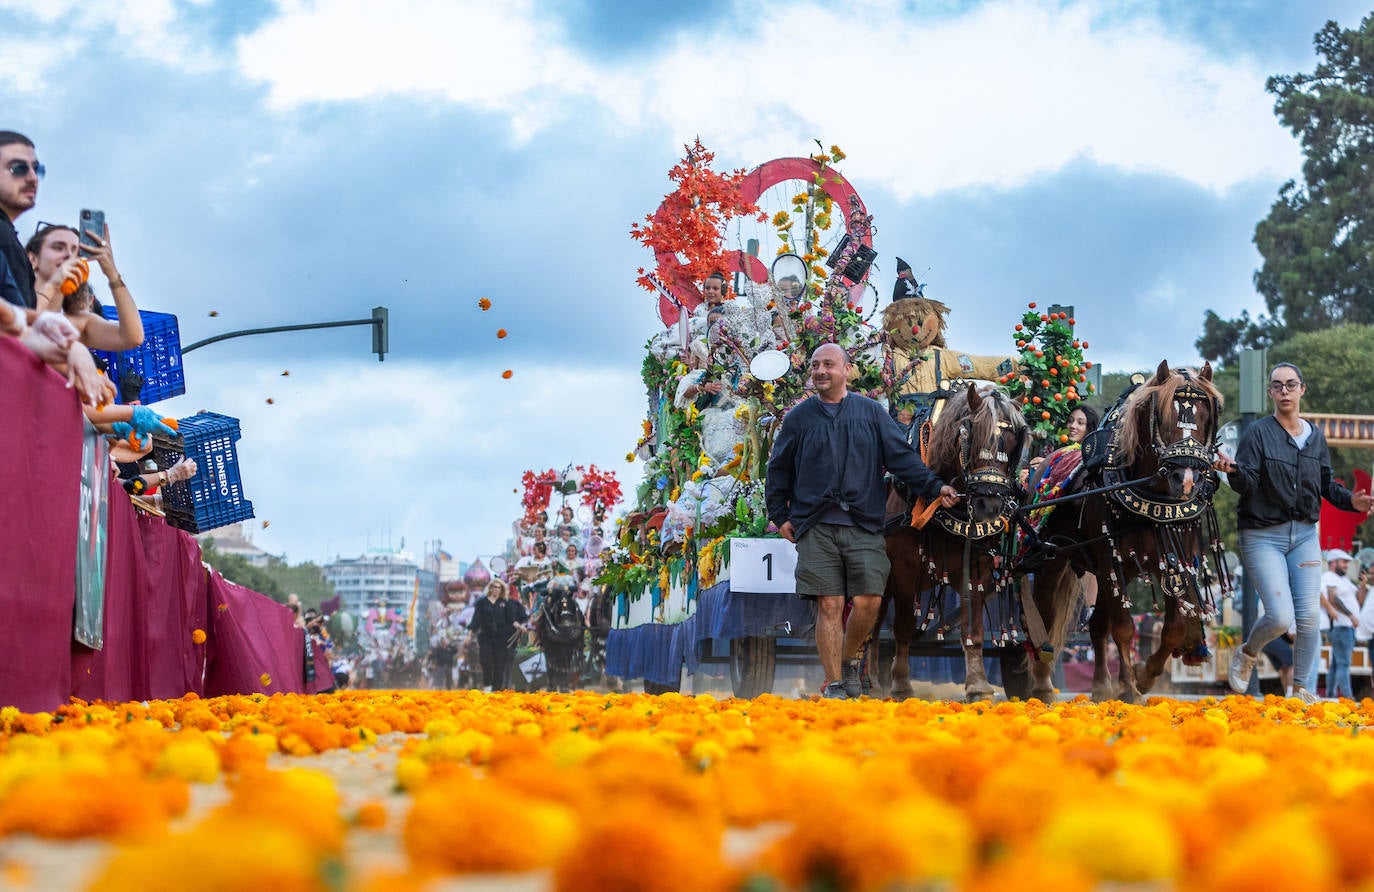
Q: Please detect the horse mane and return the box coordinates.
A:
[925,386,1028,479]
[1114,367,1223,463]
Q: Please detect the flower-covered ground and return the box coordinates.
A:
[0,690,1370,890]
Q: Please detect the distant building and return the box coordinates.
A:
[199,523,278,568]
[323,549,423,616]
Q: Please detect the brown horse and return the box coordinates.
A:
[1021,361,1227,702]
[882,383,1029,701]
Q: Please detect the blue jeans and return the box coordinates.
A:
[1328,626,1355,699]
[1239,522,1322,692]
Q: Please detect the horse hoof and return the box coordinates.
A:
[1028,686,1056,703]
[1133,662,1157,695]
[965,685,995,703]
[890,686,914,702]
[1091,684,1115,702]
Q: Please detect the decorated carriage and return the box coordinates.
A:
[503,464,622,691]
[599,140,1230,701]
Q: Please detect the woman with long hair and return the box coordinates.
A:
[1218,362,1372,701]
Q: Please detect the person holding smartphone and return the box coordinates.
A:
[1216,362,1374,702]
[27,222,143,351]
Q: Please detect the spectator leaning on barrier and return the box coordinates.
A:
[1321,548,1360,699]
[0,131,40,308]
[766,342,960,700]
[27,224,142,350]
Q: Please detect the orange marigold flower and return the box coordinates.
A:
[501,370,513,379]
[496,329,508,339]
[477,297,492,310]
[191,629,206,645]
[259,673,272,688]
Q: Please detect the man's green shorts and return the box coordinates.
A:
[795,522,891,598]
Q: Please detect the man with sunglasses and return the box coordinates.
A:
[0,132,42,308]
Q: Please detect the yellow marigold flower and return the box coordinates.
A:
[154,739,221,784]
[259,673,272,688]
[625,452,635,462]
[830,144,846,160]
[771,211,791,227]
[190,628,206,645]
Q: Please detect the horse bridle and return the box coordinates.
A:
[1146,373,1218,473]
[956,417,1026,501]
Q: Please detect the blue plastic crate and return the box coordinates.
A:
[152,412,254,534]
[93,308,185,404]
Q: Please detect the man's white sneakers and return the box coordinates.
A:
[1228,646,1258,694]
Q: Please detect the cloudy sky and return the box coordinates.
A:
[5,0,1366,566]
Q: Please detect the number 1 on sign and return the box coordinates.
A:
[762,552,772,581]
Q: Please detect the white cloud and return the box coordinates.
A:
[155,357,647,564]
[231,0,1299,194]
[234,0,603,139]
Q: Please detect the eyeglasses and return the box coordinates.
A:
[1269,380,1303,393]
[5,160,45,179]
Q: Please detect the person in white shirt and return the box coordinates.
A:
[1321,549,1361,698]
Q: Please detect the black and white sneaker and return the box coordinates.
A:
[842,658,864,698]
[821,681,850,700]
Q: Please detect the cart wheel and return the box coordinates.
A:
[729,636,777,699]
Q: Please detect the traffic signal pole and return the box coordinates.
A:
[183,307,390,361]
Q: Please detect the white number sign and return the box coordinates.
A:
[729,538,798,594]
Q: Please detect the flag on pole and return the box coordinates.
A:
[407,574,419,638]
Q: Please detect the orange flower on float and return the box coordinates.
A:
[478,298,491,310]
[191,629,206,645]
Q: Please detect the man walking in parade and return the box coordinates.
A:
[766,343,960,699]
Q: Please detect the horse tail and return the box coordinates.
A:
[1045,562,1081,654]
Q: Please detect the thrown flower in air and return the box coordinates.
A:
[261,520,270,529]
[260,673,272,687]
[280,370,290,377]
[478,298,492,311]
[191,629,206,644]
[265,398,274,405]
[497,329,508,339]
[208,310,219,317]
[502,370,513,379]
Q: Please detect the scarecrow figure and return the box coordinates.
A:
[882,261,1017,431]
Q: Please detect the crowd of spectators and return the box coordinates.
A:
[2,130,197,503]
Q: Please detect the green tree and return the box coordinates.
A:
[1197,14,1374,364]
[199,541,337,608]
[1255,16,1374,332]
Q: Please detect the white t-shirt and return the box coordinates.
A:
[1355,592,1374,643]
[1322,570,1360,629]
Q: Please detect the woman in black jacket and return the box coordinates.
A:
[471,579,528,690]
[1218,362,1372,701]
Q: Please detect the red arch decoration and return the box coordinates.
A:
[652,157,872,326]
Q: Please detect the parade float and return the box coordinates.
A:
[599,141,1099,695]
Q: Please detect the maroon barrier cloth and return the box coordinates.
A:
[70,499,209,702]
[0,339,82,711]
[309,645,333,694]
[204,573,304,697]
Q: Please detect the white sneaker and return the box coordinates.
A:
[1292,687,1319,705]
[1227,647,1258,694]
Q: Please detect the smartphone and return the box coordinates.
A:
[78,209,105,256]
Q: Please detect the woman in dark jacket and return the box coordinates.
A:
[471,579,527,690]
[1218,362,1372,701]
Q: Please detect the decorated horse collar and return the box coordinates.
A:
[931,495,1017,542]
[1101,463,1216,524]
